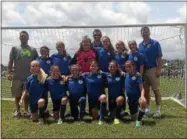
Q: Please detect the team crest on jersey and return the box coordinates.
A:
[46,60,51,64]
[115,77,120,81]
[107,52,111,56]
[97,75,102,79]
[121,55,125,58]
[147,44,151,48]
[63,57,67,61]
[78,80,83,84]
[132,76,136,80]
[134,57,138,61]
[60,80,64,85]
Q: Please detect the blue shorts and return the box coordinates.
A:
[127,95,140,115]
[52,99,61,111]
[30,103,38,113]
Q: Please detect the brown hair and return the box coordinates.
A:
[40,45,50,57]
[128,40,139,51]
[109,60,121,76]
[125,60,135,67]
[101,36,115,55]
[115,40,128,52]
[77,36,93,54]
[20,31,29,37]
[56,41,67,56]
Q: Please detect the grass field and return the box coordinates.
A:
[1,100,187,138]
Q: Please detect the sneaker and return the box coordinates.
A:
[57,118,63,124]
[23,112,31,118]
[98,120,103,125]
[135,120,142,128]
[145,108,151,117]
[13,112,21,119]
[38,118,44,125]
[153,111,161,119]
[114,118,120,124]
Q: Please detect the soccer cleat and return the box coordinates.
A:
[23,112,31,118]
[153,111,161,119]
[38,118,44,125]
[13,111,21,119]
[98,120,103,125]
[57,118,63,124]
[114,118,120,124]
[135,120,142,128]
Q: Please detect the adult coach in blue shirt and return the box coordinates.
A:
[138,26,162,118]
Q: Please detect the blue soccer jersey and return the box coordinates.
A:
[50,53,71,75]
[115,52,128,72]
[36,57,53,75]
[83,72,106,100]
[125,73,143,101]
[128,52,144,72]
[105,72,125,100]
[46,77,67,100]
[97,48,114,72]
[26,75,46,104]
[67,76,86,99]
[138,39,163,68]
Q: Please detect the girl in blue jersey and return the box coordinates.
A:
[97,36,115,72]
[36,46,53,75]
[82,60,107,125]
[19,60,48,124]
[46,65,68,124]
[128,40,144,75]
[115,41,129,72]
[36,46,53,116]
[66,64,86,121]
[105,61,126,124]
[124,60,147,128]
[51,41,72,75]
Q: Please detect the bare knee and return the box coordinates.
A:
[139,99,147,109]
[99,94,107,102]
[116,96,124,105]
[61,96,68,105]
[38,98,45,107]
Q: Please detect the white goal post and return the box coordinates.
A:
[1,23,187,109]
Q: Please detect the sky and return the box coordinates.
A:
[1,2,187,65]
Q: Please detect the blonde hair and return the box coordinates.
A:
[115,40,128,52]
[31,60,47,84]
[56,40,67,56]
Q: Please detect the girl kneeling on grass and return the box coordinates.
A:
[124,60,147,128]
[66,64,86,121]
[104,61,126,125]
[19,60,48,124]
[45,65,68,124]
[82,60,107,125]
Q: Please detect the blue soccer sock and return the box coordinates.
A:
[60,104,66,120]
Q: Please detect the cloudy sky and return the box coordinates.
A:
[1,2,187,65]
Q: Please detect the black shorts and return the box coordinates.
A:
[88,98,100,112]
[108,95,125,111]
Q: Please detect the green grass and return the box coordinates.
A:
[1,100,187,138]
[1,78,185,98]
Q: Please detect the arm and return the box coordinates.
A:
[19,90,29,106]
[140,65,144,76]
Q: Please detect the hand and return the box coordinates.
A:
[136,72,141,76]
[155,68,161,77]
[140,96,146,102]
[6,73,13,81]
[19,99,23,106]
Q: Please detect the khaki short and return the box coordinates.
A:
[143,67,160,91]
[11,80,26,97]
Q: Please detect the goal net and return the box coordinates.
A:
[1,24,186,108]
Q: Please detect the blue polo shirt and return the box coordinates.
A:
[125,73,143,101]
[36,57,53,75]
[128,52,144,72]
[46,77,67,100]
[115,52,128,72]
[67,76,86,99]
[105,73,125,100]
[83,72,105,100]
[97,48,114,72]
[50,53,71,75]
[138,39,162,68]
[26,75,46,104]
[92,41,103,48]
